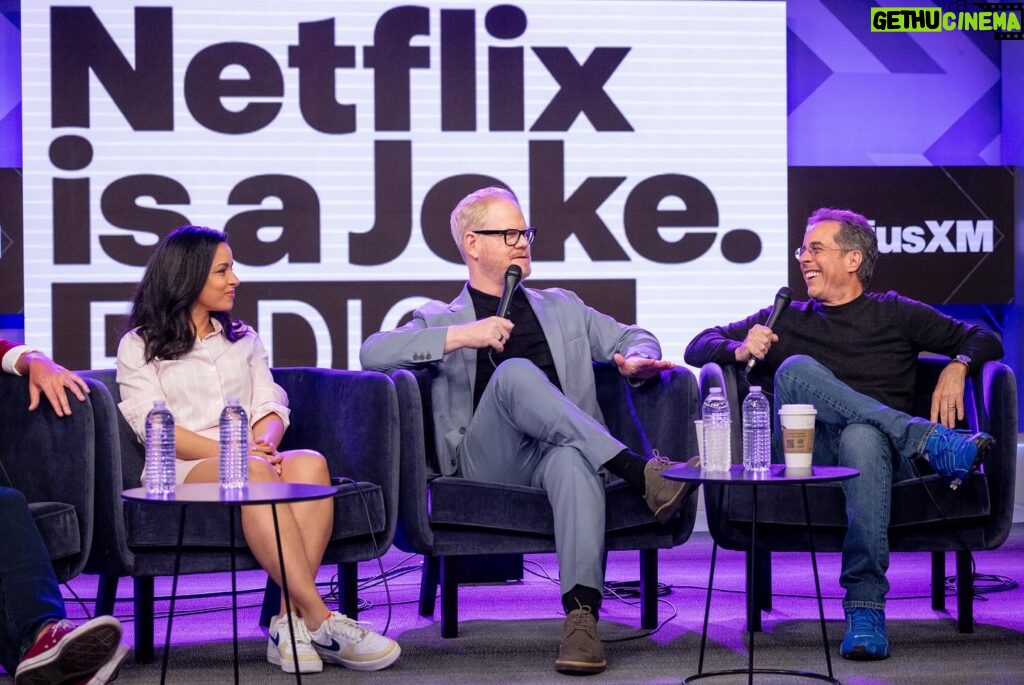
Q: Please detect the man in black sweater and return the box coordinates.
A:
[684,207,1002,661]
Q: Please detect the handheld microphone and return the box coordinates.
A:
[744,286,792,375]
[495,264,523,319]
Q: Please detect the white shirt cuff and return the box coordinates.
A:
[2,345,35,376]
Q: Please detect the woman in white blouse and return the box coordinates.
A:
[116,226,399,675]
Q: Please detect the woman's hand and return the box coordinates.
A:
[251,436,283,474]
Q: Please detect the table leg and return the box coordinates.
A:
[272,503,302,683]
[747,484,757,685]
[802,484,835,680]
[160,505,187,685]
[697,542,718,675]
[229,507,239,685]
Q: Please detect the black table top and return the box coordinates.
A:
[662,463,859,485]
[123,482,338,504]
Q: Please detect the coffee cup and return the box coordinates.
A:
[779,404,816,469]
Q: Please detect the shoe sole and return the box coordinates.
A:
[653,456,701,524]
[318,643,401,671]
[948,435,995,491]
[840,646,890,661]
[555,658,608,674]
[84,644,129,685]
[16,616,122,685]
[267,647,324,674]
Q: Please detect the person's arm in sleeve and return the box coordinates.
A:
[116,333,220,461]
[246,330,290,455]
[899,295,1004,426]
[684,309,769,368]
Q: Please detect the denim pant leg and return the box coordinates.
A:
[834,425,894,609]
[772,355,936,460]
[772,356,917,610]
[0,488,66,673]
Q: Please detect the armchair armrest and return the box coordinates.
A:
[595,364,700,460]
[697,362,744,464]
[271,367,400,544]
[972,361,1018,548]
[389,369,435,554]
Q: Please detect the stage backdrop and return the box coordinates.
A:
[21,1,788,369]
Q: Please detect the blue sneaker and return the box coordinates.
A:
[839,608,890,660]
[924,427,994,490]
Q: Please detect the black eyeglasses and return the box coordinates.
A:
[471,228,537,246]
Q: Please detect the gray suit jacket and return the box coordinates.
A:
[360,284,661,476]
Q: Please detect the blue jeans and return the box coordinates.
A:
[772,356,937,610]
[0,487,66,673]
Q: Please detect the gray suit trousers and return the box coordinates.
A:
[458,358,627,595]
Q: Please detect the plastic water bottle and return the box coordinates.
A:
[144,400,176,496]
[742,386,772,473]
[701,387,732,472]
[219,397,249,490]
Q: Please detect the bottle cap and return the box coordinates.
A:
[227,396,241,405]
[749,386,761,392]
[153,399,166,408]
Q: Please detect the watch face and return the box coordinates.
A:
[955,355,971,365]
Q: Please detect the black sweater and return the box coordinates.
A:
[683,291,1004,413]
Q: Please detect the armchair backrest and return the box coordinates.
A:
[0,375,98,580]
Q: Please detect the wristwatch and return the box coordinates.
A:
[951,354,971,370]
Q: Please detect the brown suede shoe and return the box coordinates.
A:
[644,454,700,524]
[554,606,606,675]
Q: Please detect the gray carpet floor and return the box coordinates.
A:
[20,525,1024,684]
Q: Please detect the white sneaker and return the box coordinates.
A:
[267,613,323,674]
[309,611,400,671]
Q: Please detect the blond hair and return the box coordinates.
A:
[450,186,520,261]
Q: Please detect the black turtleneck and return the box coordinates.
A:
[468,285,562,411]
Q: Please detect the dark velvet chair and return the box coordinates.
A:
[81,367,400,661]
[0,375,100,582]
[391,362,701,638]
[698,358,1018,633]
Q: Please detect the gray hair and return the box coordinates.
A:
[807,207,879,286]
[450,186,520,261]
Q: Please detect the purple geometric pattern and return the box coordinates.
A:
[0,9,20,168]
[788,0,1002,165]
[787,29,833,114]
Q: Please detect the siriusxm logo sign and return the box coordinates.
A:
[871,219,994,254]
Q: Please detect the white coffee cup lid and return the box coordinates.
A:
[779,404,817,414]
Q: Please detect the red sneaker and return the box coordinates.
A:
[15,616,122,685]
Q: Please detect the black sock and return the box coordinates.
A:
[604,449,648,494]
[562,584,602,620]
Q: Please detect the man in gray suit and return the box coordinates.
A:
[360,186,693,675]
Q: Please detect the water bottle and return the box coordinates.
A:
[701,387,732,472]
[144,400,176,496]
[742,386,772,473]
[219,397,249,490]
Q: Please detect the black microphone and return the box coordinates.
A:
[495,264,523,319]
[745,286,792,375]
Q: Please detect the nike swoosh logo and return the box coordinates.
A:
[313,637,341,651]
[270,633,281,646]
